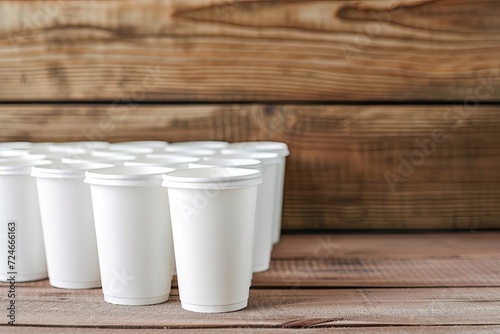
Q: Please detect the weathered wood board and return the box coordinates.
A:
[1,104,499,230]
[1,233,500,331]
[0,0,499,101]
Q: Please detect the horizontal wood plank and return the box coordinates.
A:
[257,233,500,288]
[5,326,500,334]
[256,258,500,287]
[272,233,500,260]
[1,233,500,330]
[2,283,500,328]
[0,0,499,101]
[1,104,500,230]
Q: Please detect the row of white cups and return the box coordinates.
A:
[0,140,289,313]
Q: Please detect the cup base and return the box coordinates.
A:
[50,279,101,289]
[252,262,270,273]
[104,294,169,306]
[0,272,48,282]
[181,300,248,313]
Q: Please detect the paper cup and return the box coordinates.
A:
[162,167,262,313]
[169,141,229,150]
[213,152,281,271]
[188,158,269,273]
[31,162,112,289]
[85,166,175,305]
[0,159,51,282]
[227,142,290,244]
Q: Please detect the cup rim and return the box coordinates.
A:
[108,145,155,154]
[229,141,290,156]
[62,153,136,164]
[190,158,263,171]
[85,165,174,186]
[162,167,262,189]
[140,155,201,164]
[169,141,229,149]
[31,162,113,179]
[111,141,168,148]
[0,159,53,175]
[163,147,218,156]
[214,152,281,165]
[0,142,33,149]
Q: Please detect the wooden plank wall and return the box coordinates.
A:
[0,0,499,230]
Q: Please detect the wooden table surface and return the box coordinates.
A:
[2,232,500,333]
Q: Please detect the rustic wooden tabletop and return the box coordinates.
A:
[2,232,500,333]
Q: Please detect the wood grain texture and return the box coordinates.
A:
[271,233,500,260]
[0,0,499,101]
[3,284,500,328]
[5,327,500,334]
[1,233,500,329]
[1,104,500,230]
[258,233,500,287]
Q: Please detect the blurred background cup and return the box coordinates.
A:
[62,153,136,165]
[125,156,200,169]
[161,147,218,158]
[0,154,47,163]
[0,158,51,282]
[0,142,33,150]
[48,142,109,153]
[215,151,281,272]
[111,141,168,152]
[107,144,156,155]
[169,141,229,150]
[85,166,175,305]
[0,149,31,158]
[189,158,271,274]
[227,142,290,244]
[162,167,262,313]
[31,162,112,289]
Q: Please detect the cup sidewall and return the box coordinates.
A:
[89,184,173,303]
[168,184,258,311]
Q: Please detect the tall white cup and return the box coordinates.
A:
[162,167,262,313]
[31,162,112,289]
[214,151,281,272]
[0,159,51,282]
[85,166,175,305]
[228,142,290,244]
[189,158,271,273]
